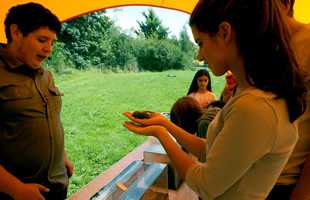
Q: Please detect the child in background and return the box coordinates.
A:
[170,96,225,162]
[170,96,225,139]
[187,69,217,109]
[220,70,238,103]
[225,70,237,86]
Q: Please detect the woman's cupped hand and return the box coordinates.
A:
[123,112,168,137]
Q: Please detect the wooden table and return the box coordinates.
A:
[68,137,198,200]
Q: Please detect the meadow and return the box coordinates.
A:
[54,69,226,197]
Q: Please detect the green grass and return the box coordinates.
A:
[54,69,225,197]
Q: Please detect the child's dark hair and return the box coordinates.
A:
[190,0,307,122]
[5,2,61,43]
[187,69,212,95]
[170,96,205,134]
[207,100,226,109]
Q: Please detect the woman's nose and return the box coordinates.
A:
[198,52,204,62]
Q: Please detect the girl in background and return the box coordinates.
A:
[187,69,217,109]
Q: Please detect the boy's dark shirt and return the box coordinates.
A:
[0,44,68,198]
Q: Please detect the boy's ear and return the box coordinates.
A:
[218,22,232,44]
[10,24,23,41]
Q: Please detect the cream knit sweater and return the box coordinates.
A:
[186,88,298,200]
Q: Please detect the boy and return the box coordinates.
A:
[0,3,73,199]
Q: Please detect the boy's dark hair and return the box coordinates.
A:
[5,2,61,43]
[280,0,295,17]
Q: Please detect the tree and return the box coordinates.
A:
[135,8,170,40]
[57,10,114,69]
[178,24,198,59]
[179,24,198,59]
[103,27,138,71]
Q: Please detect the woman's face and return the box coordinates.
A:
[197,75,209,91]
[191,25,229,76]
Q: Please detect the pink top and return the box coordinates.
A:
[189,91,217,109]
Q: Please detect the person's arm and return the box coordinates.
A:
[197,108,221,139]
[290,153,310,200]
[156,127,196,179]
[0,165,49,200]
[123,123,195,179]
[211,92,217,101]
[162,117,205,158]
[64,150,74,178]
[221,84,236,103]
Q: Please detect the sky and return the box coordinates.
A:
[105,6,195,42]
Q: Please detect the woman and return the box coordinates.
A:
[123,0,307,199]
[187,69,217,109]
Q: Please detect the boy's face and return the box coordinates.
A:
[15,26,57,70]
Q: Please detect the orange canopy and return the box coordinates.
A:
[0,0,309,43]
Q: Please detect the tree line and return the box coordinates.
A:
[43,8,199,73]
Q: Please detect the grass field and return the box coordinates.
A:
[54,69,226,197]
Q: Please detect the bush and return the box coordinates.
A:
[135,38,194,71]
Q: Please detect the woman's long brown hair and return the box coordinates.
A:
[190,0,307,122]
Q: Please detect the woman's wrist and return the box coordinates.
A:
[161,117,171,129]
[156,126,170,141]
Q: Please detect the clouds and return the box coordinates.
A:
[104,6,194,41]
[105,6,143,33]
